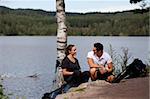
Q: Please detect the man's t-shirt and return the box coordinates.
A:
[87,51,112,67]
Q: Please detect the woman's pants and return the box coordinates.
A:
[42,71,90,99]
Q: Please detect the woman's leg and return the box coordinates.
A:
[42,83,74,99]
[42,87,63,99]
[81,71,90,83]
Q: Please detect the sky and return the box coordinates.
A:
[0,0,149,13]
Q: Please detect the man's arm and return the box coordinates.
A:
[87,58,100,68]
[87,58,106,69]
[87,58,108,74]
[105,62,113,73]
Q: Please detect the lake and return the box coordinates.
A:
[0,36,149,99]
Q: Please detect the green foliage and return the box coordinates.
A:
[0,6,56,36]
[119,47,131,71]
[130,0,143,3]
[0,84,8,99]
[108,44,150,77]
[108,45,132,75]
[0,6,149,36]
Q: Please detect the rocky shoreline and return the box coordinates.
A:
[56,77,149,99]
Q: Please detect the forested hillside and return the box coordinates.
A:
[0,6,149,36]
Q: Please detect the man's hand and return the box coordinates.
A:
[98,65,107,74]
[105,64,113,73]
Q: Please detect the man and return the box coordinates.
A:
[87,42,114,82]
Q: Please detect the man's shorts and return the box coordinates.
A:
[96,68,113,80]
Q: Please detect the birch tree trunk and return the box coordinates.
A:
[55,0,67,88]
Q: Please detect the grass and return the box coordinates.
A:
[72,87,86,92]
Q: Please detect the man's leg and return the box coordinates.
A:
[90,68,98,81]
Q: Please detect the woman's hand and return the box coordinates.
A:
[73,70,81,77]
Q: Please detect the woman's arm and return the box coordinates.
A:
[62,68,74,76]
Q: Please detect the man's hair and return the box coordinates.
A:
[94,43,103,51]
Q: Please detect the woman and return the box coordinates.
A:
[61,44,89,85]
[42,44,89,99]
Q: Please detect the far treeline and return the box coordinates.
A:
[0,6,149,36]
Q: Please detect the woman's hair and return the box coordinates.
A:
[65,44,75,55]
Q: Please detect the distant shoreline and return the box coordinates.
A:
[0,6,149,36]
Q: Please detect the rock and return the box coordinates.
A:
[56,80,111,99]
[56,77,149,99]
[27,73,39,78]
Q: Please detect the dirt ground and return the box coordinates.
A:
[56,76,149,99]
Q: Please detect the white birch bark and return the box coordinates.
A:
[55,0,67,87]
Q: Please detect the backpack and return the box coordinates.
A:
[112,58,147,83]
